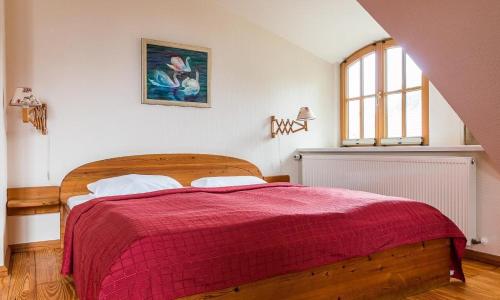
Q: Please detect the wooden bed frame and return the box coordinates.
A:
[59,153,452,299]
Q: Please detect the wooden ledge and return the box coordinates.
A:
[297,145,485,154]
[263,175,290,183]
[7,198,60,208]
[7,186,60,216]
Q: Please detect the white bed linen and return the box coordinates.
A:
[191,176,267,188]
[67,194,96,210]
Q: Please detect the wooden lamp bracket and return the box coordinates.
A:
[21,104,48,135]
[271,116,308,138]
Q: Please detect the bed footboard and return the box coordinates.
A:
[180,239,451,300]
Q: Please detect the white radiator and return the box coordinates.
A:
[301,154,477,242]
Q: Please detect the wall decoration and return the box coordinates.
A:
[142,39,211,108]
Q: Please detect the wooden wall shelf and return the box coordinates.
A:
[7,186,60,216]
[263,175,290,183]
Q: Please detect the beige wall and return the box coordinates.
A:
[5,0,337,243]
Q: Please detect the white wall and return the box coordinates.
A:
[473,152,500,255]
[0,0,6,266]
[428,83,463,146]
[5,0,337,243]
[7,213,58,245]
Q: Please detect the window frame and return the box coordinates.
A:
[340,39,429,146]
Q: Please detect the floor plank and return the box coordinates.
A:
[34,249,77,300]
[3,249,500,299]
[36,278,77,300]
[461,258,497,278]
[408,260,500,299]
[7,252,36,300]
[34,249,63,284]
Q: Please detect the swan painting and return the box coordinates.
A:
[180,70,200,96]
[166,57,191,73]
[149,70,180,88]
[143,38,211,108]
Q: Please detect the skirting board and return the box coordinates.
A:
[465,248,500,266]
[10,239,61,254]
[0,246,11,278]
[0,240,60,278]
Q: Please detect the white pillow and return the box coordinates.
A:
[87,174,182,197]
[191,176,266,188]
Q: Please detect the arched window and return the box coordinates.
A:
[340,39,429,146]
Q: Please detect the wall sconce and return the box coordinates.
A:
[10,87,48,135]
[271,107,316,138]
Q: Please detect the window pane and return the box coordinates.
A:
[363,97,376,138]
[363,52,376,96]
[406,90,422,137]
[386,47,402,92]
[347,60,360,98]
[406,54,422,88]
[386,93,402,137]
[348,100,360,139]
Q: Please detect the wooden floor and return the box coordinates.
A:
[1,249,499,299]
[408,258,500,300]
[1,249,76,300]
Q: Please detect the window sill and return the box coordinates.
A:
[297,145,484,154]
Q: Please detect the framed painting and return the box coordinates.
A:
[142,38,211,108]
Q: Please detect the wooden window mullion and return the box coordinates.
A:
[340,62,347,141]
[376,41,385,145]
[422,76,430,145]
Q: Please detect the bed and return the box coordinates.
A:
[59,154,466,299]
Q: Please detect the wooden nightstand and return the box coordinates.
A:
[7,186,60,216]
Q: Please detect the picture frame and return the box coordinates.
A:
[142,38,211,108]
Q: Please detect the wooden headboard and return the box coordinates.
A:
[60,154,263,204]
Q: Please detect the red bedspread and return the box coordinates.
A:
[62,183,466,300]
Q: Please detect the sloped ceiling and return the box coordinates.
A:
[216,0,388,63]
[358,0,500,168]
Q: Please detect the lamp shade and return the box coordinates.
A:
[10,87,41,107]
[296,107,316,121]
